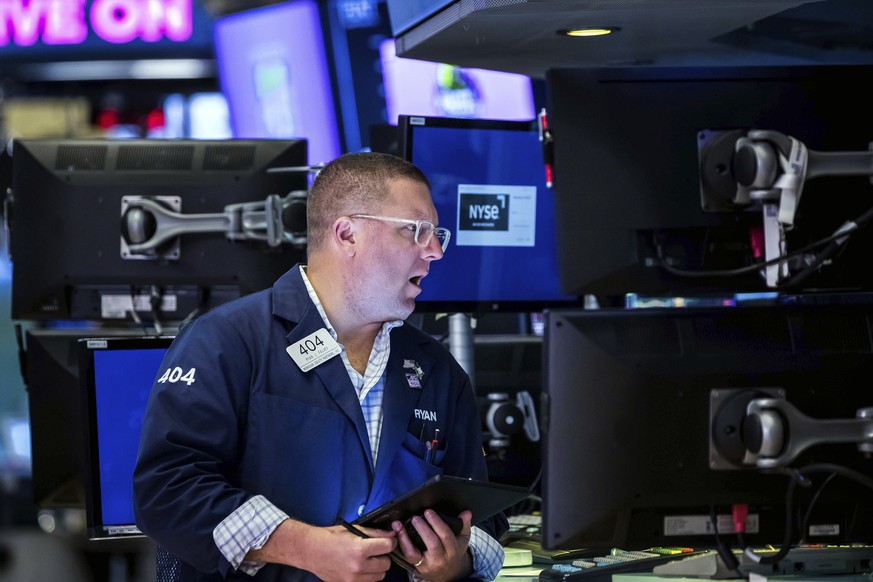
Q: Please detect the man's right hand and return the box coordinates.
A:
[246,518,398,582]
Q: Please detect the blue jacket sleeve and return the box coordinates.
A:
[133,311,256,577]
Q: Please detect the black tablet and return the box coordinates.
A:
[355,475,530,529]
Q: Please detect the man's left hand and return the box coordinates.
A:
[392,509,474,582]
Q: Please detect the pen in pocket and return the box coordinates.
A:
[425,428,440,464]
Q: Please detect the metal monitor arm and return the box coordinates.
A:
[743,397,873,469]
[698,129,873,287]
[728,129,873,227]
[120,190,307,259]
[710,388,873,470]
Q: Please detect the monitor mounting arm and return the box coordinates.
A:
[710,388,873,470]
[698,129,873,287]
[120,190,307,260]
[700,129,873,225]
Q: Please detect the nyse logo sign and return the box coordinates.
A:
[459,193,509,232]
[455,183,536,247]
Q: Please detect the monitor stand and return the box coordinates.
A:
[448,313,475,383]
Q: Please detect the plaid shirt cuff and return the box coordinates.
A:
[213,495,289,575]
[468,526,505,580]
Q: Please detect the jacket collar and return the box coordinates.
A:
[271,264,315,325]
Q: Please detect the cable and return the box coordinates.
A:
[149,285,165,335]
[709,507,741,575]
[741,467,809,565]
[654,205,873,281]
[127,288,146,332]
[799,463,873,493]
[780,206,873,288]
[656,224,858,278]
[527,465,543,493]
[743,464,873,566]
[178,287,211,331]
[798,472,836,545]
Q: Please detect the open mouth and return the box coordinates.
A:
[410,275,423,286]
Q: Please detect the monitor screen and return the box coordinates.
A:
[79,335,173,539]
[9,138,308,322]
[399,115,579,313]
[213,0,342,165]
[380,39,535,124]
[542,303,873,552]
[545,64,873,300]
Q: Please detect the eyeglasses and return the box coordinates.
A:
[350,214,451,252]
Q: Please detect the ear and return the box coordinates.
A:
[333,217,357,257]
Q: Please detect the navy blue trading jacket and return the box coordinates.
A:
[133,265,506,581]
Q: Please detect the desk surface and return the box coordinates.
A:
[497,565,543,582]
[497,546,873,582]
[615,576,873,582]
[499,568,873,582]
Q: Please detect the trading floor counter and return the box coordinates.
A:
[496,543,873,582]
[498,514,873,582]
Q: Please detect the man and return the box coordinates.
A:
[133,152,507,581]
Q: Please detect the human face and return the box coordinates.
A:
[347,179,444,323]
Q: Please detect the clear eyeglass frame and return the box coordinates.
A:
[350,214,451,252]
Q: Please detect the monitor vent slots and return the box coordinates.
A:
[790,312,873,353]
[203,144,257,171]
[55,145,107,171]
[693,314,791,354]
[691,310,872,355]
[116,144,194,171]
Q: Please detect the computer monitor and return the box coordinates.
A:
[545,64,873,300]
[23,327,173,509]
[213,0,342,164]
[8,138,308,322]
[380,40,535,124]
[542,303,873,551]
[79,335,174,539]
[399,115,579,314]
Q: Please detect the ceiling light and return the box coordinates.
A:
[559,27,619,37]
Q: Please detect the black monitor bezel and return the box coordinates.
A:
[398,114,582,315]
[542,303,873,551]
[9,138,308,322]
[545,64,873,300]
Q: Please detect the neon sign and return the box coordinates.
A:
[0,0,192,46]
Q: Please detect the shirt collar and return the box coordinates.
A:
[298,265,404,341]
